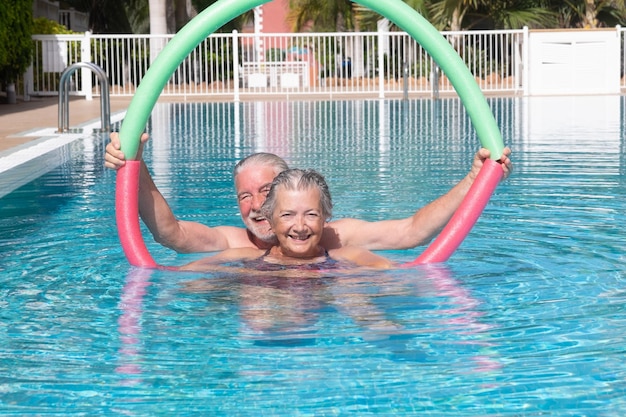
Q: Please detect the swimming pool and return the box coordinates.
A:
[1,95,625,415]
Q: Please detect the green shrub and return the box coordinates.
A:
[0,0,34,85]
[32,17,77,35]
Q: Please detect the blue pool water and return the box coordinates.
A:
[1,96,625,415]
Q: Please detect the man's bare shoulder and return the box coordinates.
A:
[212,225,261,249]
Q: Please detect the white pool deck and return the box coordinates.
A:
[0,96,133,197]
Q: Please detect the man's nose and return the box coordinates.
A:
[251,193,265,209]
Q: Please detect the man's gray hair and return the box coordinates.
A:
[261,169,333,221]
[233,152,289,179]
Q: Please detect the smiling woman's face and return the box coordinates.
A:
[268,186,325,258]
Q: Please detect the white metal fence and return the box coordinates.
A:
[24,28,526,100]
[21,27,626,100]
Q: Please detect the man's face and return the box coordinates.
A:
[235,164,278,242]
[269,186,325,258]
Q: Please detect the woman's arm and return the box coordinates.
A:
[330,246,396,269]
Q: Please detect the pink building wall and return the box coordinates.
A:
[260,0,291,33]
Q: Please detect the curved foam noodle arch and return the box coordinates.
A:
[115,0,505,267]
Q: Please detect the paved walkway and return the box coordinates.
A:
[0,95,131,153]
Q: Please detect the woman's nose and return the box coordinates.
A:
[292,214,306,230]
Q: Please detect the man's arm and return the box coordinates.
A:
[106,133,237,253]
[324,147,512,251]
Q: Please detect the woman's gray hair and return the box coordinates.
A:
[261,169,333,221]
[233,152,289,179]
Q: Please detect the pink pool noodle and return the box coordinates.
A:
[404,159,503,266]
[116,161,158,268]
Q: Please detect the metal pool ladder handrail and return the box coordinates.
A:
[58,62,111,133]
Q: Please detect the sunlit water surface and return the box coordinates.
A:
[1,96,625,415]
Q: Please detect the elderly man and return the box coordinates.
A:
[105,133,512,253]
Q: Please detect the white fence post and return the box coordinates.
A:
[233,30,240,102]
[522,26,529,97]
[617,25,624,90]
[81,31,93,100]
[377,20,388,99]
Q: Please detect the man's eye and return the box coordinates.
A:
[260,187,271,195]
[238,194,251,201]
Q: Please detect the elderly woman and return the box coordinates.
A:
[181,169,395,272]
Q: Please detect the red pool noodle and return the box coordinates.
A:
[116,161,158,268]
[403,159,504,266]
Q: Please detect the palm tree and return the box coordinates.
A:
[287,0,356,32]
[558,0,626,28]
[129,0,246,34]
[62,0,133,33]
[474,1,558,29]
[427,0,557,31]
[352,0,429,32]
[426,0,486,31]
[192,0,252,32]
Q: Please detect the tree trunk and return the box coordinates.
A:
[450,7,462,32]
[6,82,16,104]
[174,0,190,32]
[149,0,168,64]
[449,7,462,51]
[584,0,598,28]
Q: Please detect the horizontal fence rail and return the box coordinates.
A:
[21,27,626,100]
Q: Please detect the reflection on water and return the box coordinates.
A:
[116,267,153,385]
[116,263,503,392]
